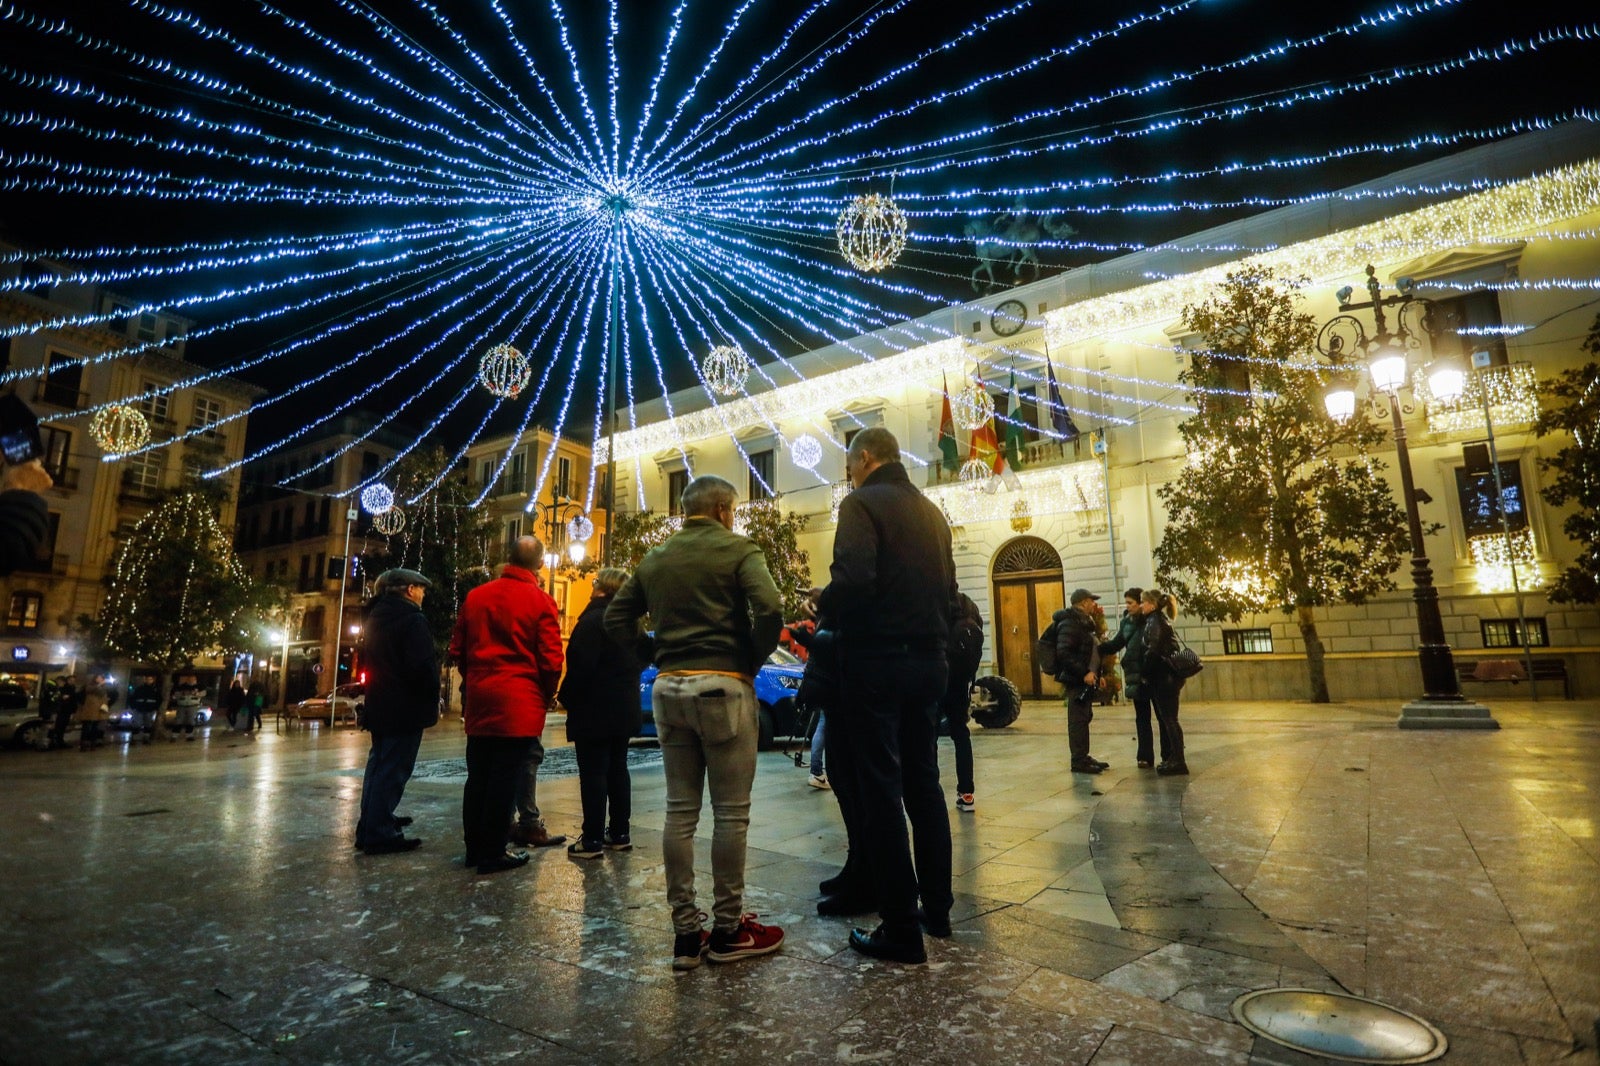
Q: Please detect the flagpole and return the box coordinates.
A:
[1097,430,1120,601]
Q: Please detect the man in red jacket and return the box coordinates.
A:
[450,535,565,875]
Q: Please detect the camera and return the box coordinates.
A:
[0,393,43,465]
[1076,685,1097,704]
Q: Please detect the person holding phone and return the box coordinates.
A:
[0,393,53,576]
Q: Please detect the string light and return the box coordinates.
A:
[360,483,395,514]
[1421,363,1540,433]
[1469,529,1540,593]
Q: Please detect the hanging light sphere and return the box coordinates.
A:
[958,457,993,489]
[790,434,823,470]
[836,192,909,273]
[89,404,151,456]
[360,483,396,514]
[371,507,405,535]
[478,343,532,398]
[952,382,996,430]
[567,514,594,543]
[702,344,751,397]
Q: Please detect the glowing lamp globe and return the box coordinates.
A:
[90,404,151,456]
[1427,355,1467,403]
[958,457,993,489]
[790,434,822,470]
[567,514,594,543]
[836,192,909,273]
[360,483,395,514]
[702,345,751,397]
[1367,344,1409,393]
[952,382,995,430]
[478,343,531,398]
[1323,387,1357,423]
[371,506,405,535]
[567,541,586,565]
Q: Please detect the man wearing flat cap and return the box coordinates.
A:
[355,568,440,855]
[1051,588,1110,774]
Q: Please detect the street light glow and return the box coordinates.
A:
[1368,344,1409,392]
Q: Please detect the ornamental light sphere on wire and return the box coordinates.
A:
[478,343,531,398]
[958,457,993,490]
[89,404,151,456]
[836,192,909,273]
[360,482,395,514]
[702,344,751,397]
[371,507,405,536]
[567,514,594,543]
[952,382,996,430]
[790,434,823,470]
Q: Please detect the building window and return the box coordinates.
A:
[748,450,774,501]
[667,469,689,516]
[1481,618,1548,648]
[39,352,84,409]
[1454,458,1526,538]
[1222,628,1273,654]
[555,455,570,499]
[122,451,162,493]
[40,425,71,483]
[299,606,325,641]
[479,458,495,490]
[504,517,521,554]
[6,591,42,631]
[191,395,223,434]
[842,428,860,450]
[1429,290,1507,367]
[136,382,170,429]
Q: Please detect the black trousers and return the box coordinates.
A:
[574,737,632,843]
[822,701,870,896]
[1150,677,1185,764]
[463,735,535,864]
[836,649,951,935]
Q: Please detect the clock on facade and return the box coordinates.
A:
[989,298,1029,337]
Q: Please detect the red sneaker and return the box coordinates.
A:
[706,915,785,963]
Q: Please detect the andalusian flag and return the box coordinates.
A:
[938,374,960,474]
[1004,370,1026,471]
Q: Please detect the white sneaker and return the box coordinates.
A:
[807,773,830,790]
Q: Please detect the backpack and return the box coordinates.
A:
[1034,620,1060,677]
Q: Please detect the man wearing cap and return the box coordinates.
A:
[1052,589,1110,774]
[355,568,440,855]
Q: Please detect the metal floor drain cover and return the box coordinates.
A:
[1231,988,1447,1064]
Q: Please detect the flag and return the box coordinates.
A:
[968,396,1000,475]
[938,374,960,474]
[1003,370,1026,471]
[1045,355,1080,441]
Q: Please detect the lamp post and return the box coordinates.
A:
[532,496,591,594]
[1316,265,1497,729]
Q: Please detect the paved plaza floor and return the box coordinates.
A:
[1,693,1595,1065]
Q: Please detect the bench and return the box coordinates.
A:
[1455,657,1572,700]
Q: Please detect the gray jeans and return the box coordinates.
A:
[653,672,758,935]
[514,737,546,827]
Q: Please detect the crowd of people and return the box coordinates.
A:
[26,670,267,750]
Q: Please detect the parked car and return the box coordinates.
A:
[0,682,42,747]
[289,683,365,727]
[638,648,805,751]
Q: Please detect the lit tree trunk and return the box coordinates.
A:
[1295,604,1330,703]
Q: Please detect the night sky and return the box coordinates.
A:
[1,0,1592,466]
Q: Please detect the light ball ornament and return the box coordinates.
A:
[790,434,822,470]
[836,192,909,273]
[478,343,531,398]
[567,514,594,543]
[90,404,151,455]
[952,382,995,430]
[371,507,405,536]
[958,458,993,489]
[360,483,396,514]
[702,344,751,397]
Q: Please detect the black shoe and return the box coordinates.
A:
[362,837,423,855]
[476,851,531,875]
[1156,762,1190,776]
[394,816,414,827]
[848,925,926,964]
[917,909,952,938]
[817,893,877,917]
[819,872,848,896]
[1070,759,1106,774]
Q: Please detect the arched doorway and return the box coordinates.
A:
[991,536,1065,698]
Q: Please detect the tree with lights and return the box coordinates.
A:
[1153,267,1408,703]
[1534,313,1600,604]
[80,482,283,729]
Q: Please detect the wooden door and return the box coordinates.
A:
[994,577,1066,697]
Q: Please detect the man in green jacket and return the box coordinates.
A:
[605,474,786,971]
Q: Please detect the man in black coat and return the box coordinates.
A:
[1052,589,1110,774]
[354,568,440,855]
[819,427,958,965]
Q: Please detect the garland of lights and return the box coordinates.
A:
[360,483,395,514]
[478,343,532,399]
[1468,528,1539,593]
[836,193,909,273]
[88,404,151,455]
[1420,363,1540,434]
[702,344,751,396]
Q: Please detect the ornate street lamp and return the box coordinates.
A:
[532,496,589,594]
[1316,266,1497,729]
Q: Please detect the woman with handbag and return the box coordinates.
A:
[1100,588,1163,769]
[1141,590,1188,776]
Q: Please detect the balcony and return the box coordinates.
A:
[481,474,527,498]
[13,551,68,576]
[34,381,87,410]
[924,437,1089,487]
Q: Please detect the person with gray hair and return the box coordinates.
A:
[355,568,440,855]
[605,473,786,969]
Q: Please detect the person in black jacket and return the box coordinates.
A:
[559,567,643,859]
[354,568,440,855]
[1140,589,1189,776]
[1100,588,1163,768]
[944,592,984,811]
[1052,589,1110,774]
[819,427,957,965]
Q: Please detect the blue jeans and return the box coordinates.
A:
[355,730,422,848]
[653,673,758,935]
[809,712,826,776]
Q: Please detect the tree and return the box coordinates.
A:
[80,482,284,724]
[1534,312,1600,603]
[1153,266,1408,702]
[608,500,812,621]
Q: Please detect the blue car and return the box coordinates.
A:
[639,647,806,750]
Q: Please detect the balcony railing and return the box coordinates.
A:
[924,436,1087,486]
[34,382,87,410]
